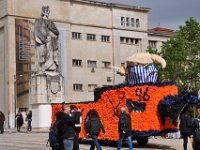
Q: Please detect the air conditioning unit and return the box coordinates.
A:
[107,76,112,82]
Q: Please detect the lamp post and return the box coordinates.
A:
[14,74,23,127]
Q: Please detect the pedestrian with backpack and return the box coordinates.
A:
[179,106,193,150]
[48,111,63,150]
[85,109,105,150]
[191,105,200,150]
[117,107,132,150]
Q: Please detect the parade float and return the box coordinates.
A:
[51,53,198,145]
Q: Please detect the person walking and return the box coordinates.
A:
[15,111,24,132]
[191,105,200,150]
[117,107,132,150]
[85,109,105,150]
[0,111,5,134]
[179,106,193,150]
[26,110,32,133]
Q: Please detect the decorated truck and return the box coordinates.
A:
[51,53,199,145]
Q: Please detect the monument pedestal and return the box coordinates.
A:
[30,72,63,128]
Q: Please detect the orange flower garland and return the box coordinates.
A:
[51,83,178,141]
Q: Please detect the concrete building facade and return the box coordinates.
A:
[0,0,174,128]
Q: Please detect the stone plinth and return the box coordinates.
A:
[30,72,64,128]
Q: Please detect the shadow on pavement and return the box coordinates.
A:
[132,143,176,150]
[80,140,176,150]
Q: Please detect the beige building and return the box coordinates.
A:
[0,0,174,128]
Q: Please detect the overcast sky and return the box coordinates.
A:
[98,0,200,30]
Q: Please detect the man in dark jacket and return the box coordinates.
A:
[60,104,80,150]
[179,107,193,150]
[0,111,5,134]
[117,107,132,150]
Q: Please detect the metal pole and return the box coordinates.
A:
[14,80,16,128]
[29,78,31,109]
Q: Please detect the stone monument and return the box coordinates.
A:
[30,6,63,128]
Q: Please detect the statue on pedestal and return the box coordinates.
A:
[31,7,63,128]
[34,6,59,73]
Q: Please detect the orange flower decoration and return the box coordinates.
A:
[52,83,178,141]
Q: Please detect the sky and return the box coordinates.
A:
[98,0,200,30]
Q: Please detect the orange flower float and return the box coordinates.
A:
[52,82,178,141]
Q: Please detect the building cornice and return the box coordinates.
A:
[57,0,150,12]
[148,33,173,38]
[7,14,148,33]
[148,27,176,37]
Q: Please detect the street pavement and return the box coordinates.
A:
[0,130,193,150]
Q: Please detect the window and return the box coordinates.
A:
[17,63,23,73]
[101,35,110,42]
[149,40,157,49]
[87,34,96,41]
[131,18,135,27]
[120,37,125,43]
[87,60,97,68]
[126,17,130,26]
[73,84,83,91]
[121,16,138,27]
[72,59,82,67]
[88,84,97,92]
[130,38,134,44]
[72,32,81,39]
[120,37,140,45]
[136,19,140,27]
[135,39,139,45]
[102,61,111,68]
[121,17,125,26]
[125,38,129,44]
[107,77,112,82]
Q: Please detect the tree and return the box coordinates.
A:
[157,18,200,91]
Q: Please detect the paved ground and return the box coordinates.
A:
[0,130,193,150]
